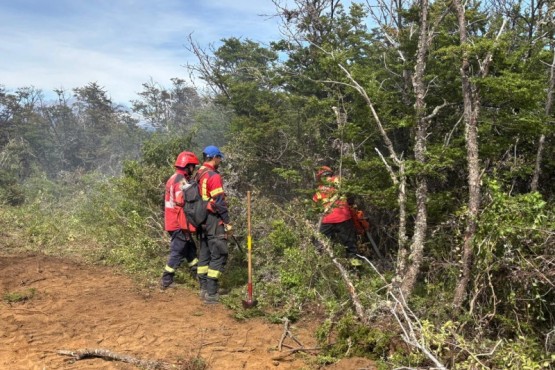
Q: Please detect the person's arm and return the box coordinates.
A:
[208,174,230,224]
[212,194,230,224]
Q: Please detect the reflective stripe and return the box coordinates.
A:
[164,265,175,273]
[323,194,340,214]
[201,179,210,201]
[188,258,198,267]
[197,266,209,274]
[209,187,224,197]
[165,201,175,208]
[207,269,221,279]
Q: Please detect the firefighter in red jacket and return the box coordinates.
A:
[196,145,231,304]
[313,166,362,267]
[160,151,200,290]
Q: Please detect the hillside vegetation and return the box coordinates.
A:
[1,1,554,369]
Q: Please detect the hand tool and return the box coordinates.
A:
[230,235,245,254]
[242,191,258,308]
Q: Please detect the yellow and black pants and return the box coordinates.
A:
[197,213,228,296]
[161,230,198,287]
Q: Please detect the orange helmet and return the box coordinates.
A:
[175,151,199,168]
[316,166,334,181]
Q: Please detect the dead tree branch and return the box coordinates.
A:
[57,348,173,370]
[307,220,370,325]
[274,316,320,361]
[277,317,304,350]
[388,290,448,370]
[271,347,321,361]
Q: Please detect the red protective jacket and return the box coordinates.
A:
[197,162,230,224]
[164,169,195,232]
[313,175,352,224]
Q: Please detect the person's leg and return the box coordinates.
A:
[336,220,361,266]
[204,216,228,304]
[161,230,186,288]
[196,229,210,298]
[319,222,335,239]
[183,233,199,278]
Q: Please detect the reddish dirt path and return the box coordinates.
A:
[0,253,376,370]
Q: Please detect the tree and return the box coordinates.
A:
[531,44,555,191]
[452,0,510,308]
[131,78,203,133]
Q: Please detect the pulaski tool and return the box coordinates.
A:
[242,191,258,309]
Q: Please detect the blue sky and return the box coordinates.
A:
[0,0,285,105]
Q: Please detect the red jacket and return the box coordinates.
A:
[313,175,352,224]
[197,163,230,224]
[164,169,195,232]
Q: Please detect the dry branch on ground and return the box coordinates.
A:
[57,348,174,370]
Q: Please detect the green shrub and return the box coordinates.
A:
[3,288,36,303]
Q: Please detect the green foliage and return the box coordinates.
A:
[489,338,554,370]
[131,78,202,133]
[266,220,299,255]
[408,320,555,370]
[319,312,395,360]
[0,84,144,178]
[0,169,25,205]
[256,217,320,321]
[3,288,36,303]
[139,132,194,167]
[104,228,164,277]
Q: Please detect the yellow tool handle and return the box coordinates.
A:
[247,191,251,249]
[247,191,253,284]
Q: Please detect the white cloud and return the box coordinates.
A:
[0,0,285,105]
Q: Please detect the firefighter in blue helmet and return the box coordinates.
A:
[195,145,232,304]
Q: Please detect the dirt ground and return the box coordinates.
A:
[0,252,377,370]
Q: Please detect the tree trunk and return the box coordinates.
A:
[531,48,555,192]
[452,0,479,308]
[452,9,507,308]
[398,0,430,297]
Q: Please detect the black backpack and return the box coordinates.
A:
[182,170,209,228]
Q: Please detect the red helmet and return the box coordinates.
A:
[175,151,199,168]
[316,166,334,181]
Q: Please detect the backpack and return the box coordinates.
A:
[182,170,209,228]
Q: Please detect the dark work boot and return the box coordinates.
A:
[189,265,198,280]
[198,274,207,300]
[160,271,174,290]
[204,278,219,304]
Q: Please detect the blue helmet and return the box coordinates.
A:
[203,145,224,159]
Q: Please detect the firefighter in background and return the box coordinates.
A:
[160,151,200,290]
[196,145,232,304]
[313,166,362,267]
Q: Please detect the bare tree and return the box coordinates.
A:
[399,0,449,296]
[452,0,507,308]
[531,47,555,191]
